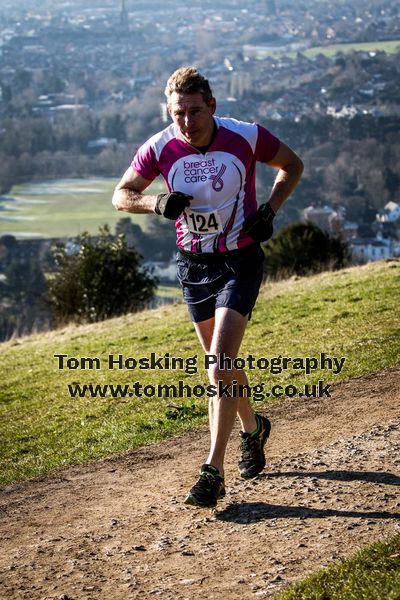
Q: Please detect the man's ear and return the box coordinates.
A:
[210,97,216,114]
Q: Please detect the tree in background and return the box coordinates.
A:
[263,222,350,280]
[47,226,157,324]
[0,252,48,340]
[115,215,177,261]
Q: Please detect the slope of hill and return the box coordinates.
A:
[0,259,399,599]
[0,259,399,485]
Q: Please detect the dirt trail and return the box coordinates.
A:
[0,367,399,600]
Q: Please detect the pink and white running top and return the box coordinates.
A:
[132,116,280,253]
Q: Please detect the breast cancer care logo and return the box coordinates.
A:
[181,159,228,191]
[209,163,227,192]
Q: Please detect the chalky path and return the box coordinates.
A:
[0,367,399,599]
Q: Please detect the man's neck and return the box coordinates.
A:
[193,120,218,154]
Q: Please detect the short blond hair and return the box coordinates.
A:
[165,66,213,105]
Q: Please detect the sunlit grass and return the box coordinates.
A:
[276,534,400,600]
[0,259,399,485]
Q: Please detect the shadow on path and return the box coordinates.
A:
[262,470,400,486]
[216,502,400,524]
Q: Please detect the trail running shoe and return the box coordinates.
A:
[238,413,271,479]
[184,464,226,507]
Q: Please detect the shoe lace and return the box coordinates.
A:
[193,471,221,493]
[240,435,259,462]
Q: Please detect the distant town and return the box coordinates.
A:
[0,0,399,337]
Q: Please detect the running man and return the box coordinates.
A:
[112,66,303,507]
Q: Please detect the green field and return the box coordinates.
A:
[247,39,400,60]
[0,177,166,239]
[303,39,400,58]
[0,259,399,486]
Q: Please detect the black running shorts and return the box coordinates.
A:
[176,243,265,323]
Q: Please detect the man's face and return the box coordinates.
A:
[168,92,216,148]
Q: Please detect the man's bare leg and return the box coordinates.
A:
[194,314,257,440]
[193,317,217,447]
[194,307,257,475]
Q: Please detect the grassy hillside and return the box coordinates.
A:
[0,259,399,485]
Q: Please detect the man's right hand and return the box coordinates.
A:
[155,192,193,220]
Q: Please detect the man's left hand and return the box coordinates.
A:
[243,203,275,243]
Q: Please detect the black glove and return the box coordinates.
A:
[243,202,275,243]
[155,191,192,220]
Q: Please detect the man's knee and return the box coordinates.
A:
[207,358,246,386]
[207,362,225,384]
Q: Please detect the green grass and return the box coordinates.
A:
[303,39,400,58]
[0,259,399,485]
[156,284,181,298]
[275,534,400,599]
[0,177,166,239]
[247,39,400,60]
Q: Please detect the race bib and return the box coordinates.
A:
[185,209,223,233]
